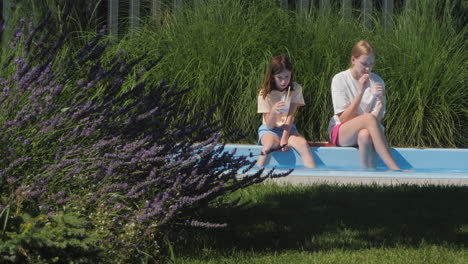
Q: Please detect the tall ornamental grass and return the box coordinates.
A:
[115,0,466,147]
[372,2,467,148]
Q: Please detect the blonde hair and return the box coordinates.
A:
[351,40,376,58]
[349,40,376,68]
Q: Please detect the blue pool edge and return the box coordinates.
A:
[223,144,468,180]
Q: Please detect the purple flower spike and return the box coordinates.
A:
[0,11,279,261]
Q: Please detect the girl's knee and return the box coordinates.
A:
[262,142,280,151]
[362,113,378,127]
[261,135,280,149]
[298,136,309,145]
[362,113,376,121]
[357,129,372,145]
[290,136,309,150]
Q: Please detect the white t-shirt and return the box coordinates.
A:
[258,82,305,127]
[327,69,386,137]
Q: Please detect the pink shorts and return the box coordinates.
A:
[331,123,343,147]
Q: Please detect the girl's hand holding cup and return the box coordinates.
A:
[370,81,384,100]
[273,101,286,115]
[279,93,291,114]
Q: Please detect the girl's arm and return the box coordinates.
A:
[372,100,384,121]
[337,74,369,123]
[264,101,285,129]
[280,103,299,149]
[371,83,385,122]
[337,92,363,122]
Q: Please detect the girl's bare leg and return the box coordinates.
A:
[257,133,280,167]
[357,129,377,168]
[338,114,400,170]
[288,134,316,168]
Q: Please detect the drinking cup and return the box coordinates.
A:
[369,78,383,97]
[279,94,290,113]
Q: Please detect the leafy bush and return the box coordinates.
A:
[0,4,283,263]
[0,211,102,263]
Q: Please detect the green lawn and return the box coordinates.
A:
[176,183,468,263]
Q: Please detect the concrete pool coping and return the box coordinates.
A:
[224,144,468,186]
[266,175,468,186]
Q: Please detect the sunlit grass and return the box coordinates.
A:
[178,246,468,264]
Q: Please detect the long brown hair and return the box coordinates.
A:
[259,55,294,99]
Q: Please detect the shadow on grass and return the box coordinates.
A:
[178,184,468,254]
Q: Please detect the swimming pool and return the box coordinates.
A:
[225,144,468,181]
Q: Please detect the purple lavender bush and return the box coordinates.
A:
[0,5,287,263]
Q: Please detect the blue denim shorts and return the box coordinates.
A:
[258,124,299,145]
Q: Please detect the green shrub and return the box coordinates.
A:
[0,211,102,263]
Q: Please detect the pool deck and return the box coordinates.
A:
[225,144,468,186]
[267,175,468,186]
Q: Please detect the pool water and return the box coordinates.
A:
[225,144,468,179]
